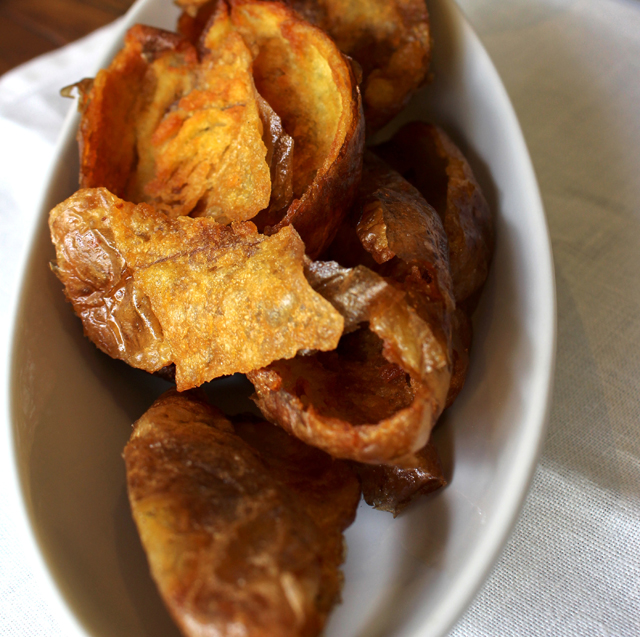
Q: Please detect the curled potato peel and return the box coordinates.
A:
[287,0,432,131]
[250,260,451,466]
[376,123,494,404]
[177,0,365,257]
[230,0,365,257]
[376,122,494,308]
[249,154,454,466]
[179,0,432,132]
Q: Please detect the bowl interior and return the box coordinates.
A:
[9,1,555,636]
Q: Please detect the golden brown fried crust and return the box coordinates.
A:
[124,390,360,637]
[49,188,343,390]
[78,19,272,224]
[229,0,365,258]
[354,441,446,516]
[232,414,360,616]
[178,0,431,131]
[376,122,494,308]
[146,7,271,223]
[87,3,363,257]
[77,24,186,197]
[286,0,432,131]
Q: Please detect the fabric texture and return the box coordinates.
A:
[1,1,640,634]
[451,1,640,635]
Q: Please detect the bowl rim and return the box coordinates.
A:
[3,0,557,635]
[405,3,557,635]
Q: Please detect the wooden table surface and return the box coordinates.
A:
[0,0,136,75]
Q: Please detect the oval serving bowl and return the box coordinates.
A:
[6,0,556,636]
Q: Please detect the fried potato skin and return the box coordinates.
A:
[354,151,454,310]
[232,414,361,616]
[48,187,172,370]
[144,7,270,222]
[354,441,446,516]
[176,0,365,256]
[79,19,271,224]
[124,390,360,637]
[250,260,451,465]
[77,24,193,198]
[49,188,343,389]
[375,124,494,404]
[287,0,432,131]
[230,0,365,258]
[376,122,494,309]
[250,155,458,466]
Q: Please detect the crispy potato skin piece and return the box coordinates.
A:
[179,0,431,132]
[232,414,360,617]
[250,260,451,466]
[77,24,189,197]
[79,20,271,224]
[287,0,432,131]
[230,0,365,258]
[48,187,172,370]
[175,0,365,257]
[354,441,446,516]
[376,123,494,403]
[251,156,456,466]
[124,390,360,637]
[376,122,494,309]
[354,151,454,311]
[355,152,465,406]
[49,188,343,389]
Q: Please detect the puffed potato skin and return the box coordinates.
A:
[249,154,455,466]
[49,188,343,390]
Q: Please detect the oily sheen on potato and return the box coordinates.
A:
[76,1,364,258]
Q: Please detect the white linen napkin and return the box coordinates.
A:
[452,0,640,635]
[2,0,640,635]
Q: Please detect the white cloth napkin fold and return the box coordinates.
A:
[1,1,640,635]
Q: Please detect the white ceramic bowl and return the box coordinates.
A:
[6,0,556,635]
